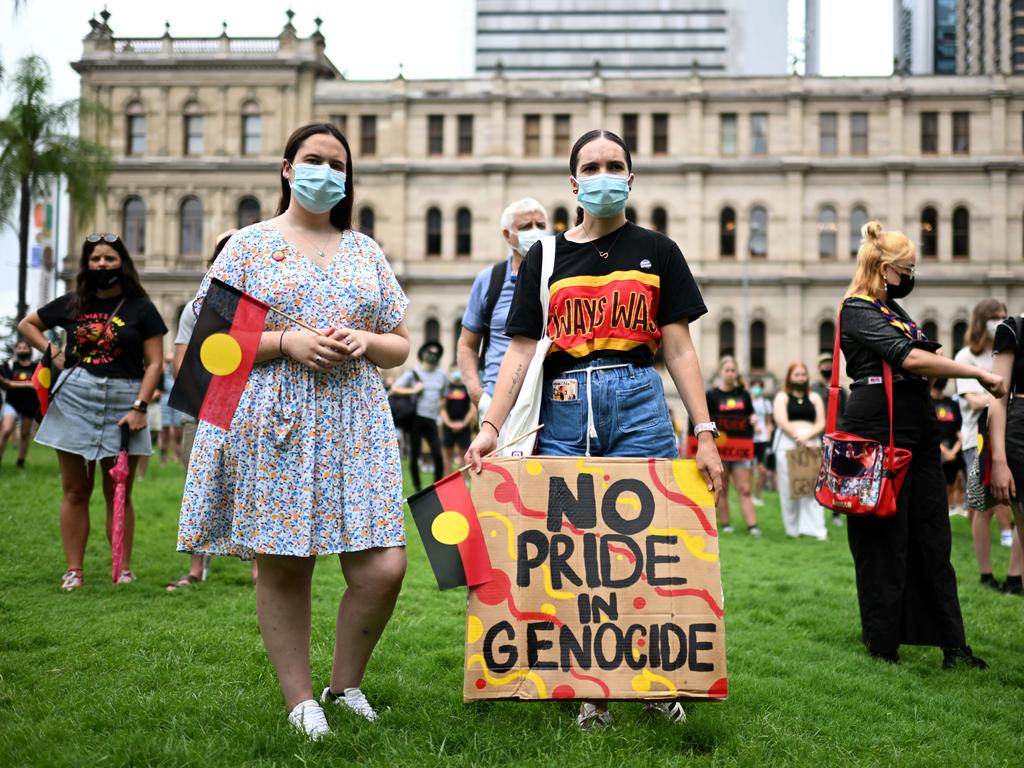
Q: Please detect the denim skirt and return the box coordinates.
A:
[35,367,152,460]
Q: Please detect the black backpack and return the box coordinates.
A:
[476,260,507,372]
[388,370,420,429]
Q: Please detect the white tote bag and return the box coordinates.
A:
[498,235,556,457]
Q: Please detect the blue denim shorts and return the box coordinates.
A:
[535,363,679,458]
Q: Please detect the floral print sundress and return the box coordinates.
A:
[177,222,409,558]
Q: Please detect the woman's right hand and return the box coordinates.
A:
[991,458,1015,502]
[979,370,1007,399]
[282,328,349,372]
[465,426,498,474]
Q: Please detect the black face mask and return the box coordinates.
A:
[885,272,914,300]
[820,367,833,379]
[16,352,31,361]
[791,382,808,393]
[85,267,123,291]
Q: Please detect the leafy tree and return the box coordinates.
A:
[0,55,110,320]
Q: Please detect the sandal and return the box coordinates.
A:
[165,574,201,592]
[116,570,136,585]
[61,569,84,591]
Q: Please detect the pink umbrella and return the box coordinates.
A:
[109,425,130,583]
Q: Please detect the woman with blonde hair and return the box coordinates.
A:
[835,221,1004,668]
[772,360,827,539]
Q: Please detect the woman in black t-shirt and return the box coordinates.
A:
[465,129,723,731]
[987,316,1024,569]
[18,234,166,591]
[0,339,41,468]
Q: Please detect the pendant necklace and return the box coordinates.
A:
[299,229,337,261]
[582,222,626,259]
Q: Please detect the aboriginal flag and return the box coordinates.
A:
[169,278,269,430]
[409,471,493,591]
[31,345,56,417]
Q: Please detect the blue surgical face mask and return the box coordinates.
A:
[574,173,630,218]
[289,162,347,214]
[515,227,550,257]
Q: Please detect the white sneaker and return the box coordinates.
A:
[1000,530,1013,547]
[576,702,613,731]
[645,701,687,723]
[287,699,330,740]
[751,496,764,507]
[321,686,378,722]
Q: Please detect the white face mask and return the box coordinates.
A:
[515,227,549,257]
[986,319,1003,338]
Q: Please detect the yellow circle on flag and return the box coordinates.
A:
[200,333,242,376]
[432,510,470,545]
[37,368,51,389]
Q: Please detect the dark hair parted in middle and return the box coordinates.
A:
[275,122,354,231]
[568,129,633,226]
[68,235,147,317]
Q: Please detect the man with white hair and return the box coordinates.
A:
[458,198,549,420]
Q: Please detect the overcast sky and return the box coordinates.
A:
[0,0,892,319]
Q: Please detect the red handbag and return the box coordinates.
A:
[814,308,913,517]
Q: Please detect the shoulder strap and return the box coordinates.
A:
[538,236,557,338]
[49,295,129,402]
[477,260,508,367]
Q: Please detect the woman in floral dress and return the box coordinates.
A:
[178,123,410,739]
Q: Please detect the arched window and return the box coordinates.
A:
[819,320,836,353]
[952,206,969,259]
[719,319,735,359]
[920,207,938,258]
[625,206,637,224]
[553,206,569,234]
[359,206,375,239]
[241,100,261,156]
[183,99,203,156]
[426,207,442,257]
[922,320,938,342]
[952,320,968,353]
[179,196,203,256]
[850,205,869,257]
[122,196,146,256]
[750,320,766,370]
[818,206,838,259]
[749,206,767,259]
[237,196,261,228]
[719,207,736,258]
[652,206,668,234]
[456,207,472,257]
[125,100,146,156]
[425,317,440,344]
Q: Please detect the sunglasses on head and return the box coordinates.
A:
[86,233,120,244]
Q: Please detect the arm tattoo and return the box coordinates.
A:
[508,363,524,395]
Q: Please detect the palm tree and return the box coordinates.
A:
[0,55,110,321]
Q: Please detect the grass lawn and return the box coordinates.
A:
[0,447,1021,767]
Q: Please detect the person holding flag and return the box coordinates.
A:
[17,233,166,591]
[0,339,40,468]
[465,129,723,731]
[176,123,411,740]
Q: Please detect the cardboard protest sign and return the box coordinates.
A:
[786,446,822,498]
[463,456,727,702]
[685,430,754,462]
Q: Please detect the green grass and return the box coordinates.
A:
[0,448,1020,767]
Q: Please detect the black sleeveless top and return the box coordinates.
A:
[787,393,815,422]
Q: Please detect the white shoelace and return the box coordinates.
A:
[288,700,330,740]
[339,688,377,721]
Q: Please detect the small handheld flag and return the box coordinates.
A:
[169,278,270,430]
[31,346,55,417]
[409,471,493,591]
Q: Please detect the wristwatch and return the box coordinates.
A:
[132,399,149,413]
[693,421,719,439]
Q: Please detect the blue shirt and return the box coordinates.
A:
[461,256,517,396]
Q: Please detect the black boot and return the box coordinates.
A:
[942,646,988,670]
[869,649,899,664]
[1001,575,1023,596]
[979,573,1002,592]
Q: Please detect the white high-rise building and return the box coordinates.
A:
[474,0,790,77]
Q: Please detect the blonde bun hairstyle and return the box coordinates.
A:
[845,220,914,299]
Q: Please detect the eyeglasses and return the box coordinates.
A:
[891,263,916,277]
[86,233,120,244]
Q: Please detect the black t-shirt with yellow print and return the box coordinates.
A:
[505,223,707,377]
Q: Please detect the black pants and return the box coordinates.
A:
[842,381,966,655]
[408,415,443,491]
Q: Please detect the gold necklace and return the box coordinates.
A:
[582,222,626,259]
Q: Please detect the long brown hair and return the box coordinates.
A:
[275,123,354,231]
[964,298,1007,355]
[67,235,147,317]
[568,129,633,226]
[845,221,914,300]
[783,361,809,395]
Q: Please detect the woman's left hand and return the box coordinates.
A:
[119,409,149,432]
[991,459,1015,503]
[328,328,369,359]
[695,434,724,506]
